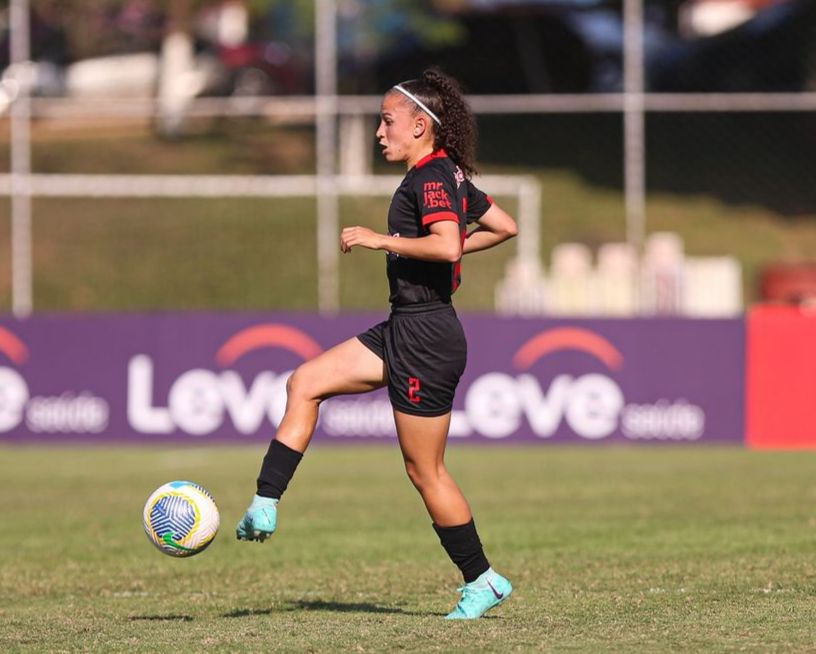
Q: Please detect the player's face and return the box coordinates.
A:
[376,92,424,165]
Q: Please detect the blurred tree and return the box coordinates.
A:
[333,0,465,92]
[3,1,464,66]
[247,0,314,39]
[29,0,165,59]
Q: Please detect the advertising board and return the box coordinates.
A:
[746,305,816,449]
[0,313,745,444]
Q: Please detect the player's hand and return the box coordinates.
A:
[340,226,383,253]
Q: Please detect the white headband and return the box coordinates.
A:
[392,84,442,126]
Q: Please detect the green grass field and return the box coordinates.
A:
[1,445,815,652]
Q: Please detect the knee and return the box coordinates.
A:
[286,365,321,404]
[404,460,444,491]
[285,369,298,396]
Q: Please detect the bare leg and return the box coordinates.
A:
[394,410,472,527]
[276,337,386,453]
[238,337,387,540]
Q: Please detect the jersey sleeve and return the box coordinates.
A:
[412,165,460,228]
[465,181,494,224]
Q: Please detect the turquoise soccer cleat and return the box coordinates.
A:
[445,568,513,619]
[235,495,279,542]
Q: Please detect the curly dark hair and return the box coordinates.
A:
[392,68,479,178]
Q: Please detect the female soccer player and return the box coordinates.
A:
[237,68,519,620]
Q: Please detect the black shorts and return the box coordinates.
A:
[357,302,467,417]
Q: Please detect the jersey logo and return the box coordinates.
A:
[407,377,422,404]
[423,182,452,210]
[454,166,465,188]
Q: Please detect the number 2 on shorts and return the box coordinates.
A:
[407,377,421,404]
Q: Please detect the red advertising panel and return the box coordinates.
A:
[747,305,816,449]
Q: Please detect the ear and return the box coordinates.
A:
[413,116,429,139]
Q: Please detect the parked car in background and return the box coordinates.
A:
[201,39,309,97]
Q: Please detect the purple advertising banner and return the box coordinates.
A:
[0,313,745,444]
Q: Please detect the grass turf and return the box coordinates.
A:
[1,445,815,652]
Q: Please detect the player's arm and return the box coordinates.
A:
[340,221,461,263]
[463,202,518,255]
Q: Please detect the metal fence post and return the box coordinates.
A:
[10,0,32,317]
[624,0,647,311]
[315,0,339,315]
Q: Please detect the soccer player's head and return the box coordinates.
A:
[378,68,478,177]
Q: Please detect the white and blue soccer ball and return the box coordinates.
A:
[142,481,220,557]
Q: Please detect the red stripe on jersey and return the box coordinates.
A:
[486,195,495,205]
[452,231,466,293]
[414,149,448,169]
[422,211,458,227]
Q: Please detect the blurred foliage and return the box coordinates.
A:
[336,0,465,92]
[18,0,167,60]
[5,0,464,62]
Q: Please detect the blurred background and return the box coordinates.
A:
[1,0,815,316]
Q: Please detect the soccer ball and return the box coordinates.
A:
[142,481,220,557]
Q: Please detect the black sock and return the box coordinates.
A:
[433,519,491,583]
[256,440,303,499]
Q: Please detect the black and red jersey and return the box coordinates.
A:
[386,150,493,306]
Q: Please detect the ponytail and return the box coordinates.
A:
[391,68,478,178]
